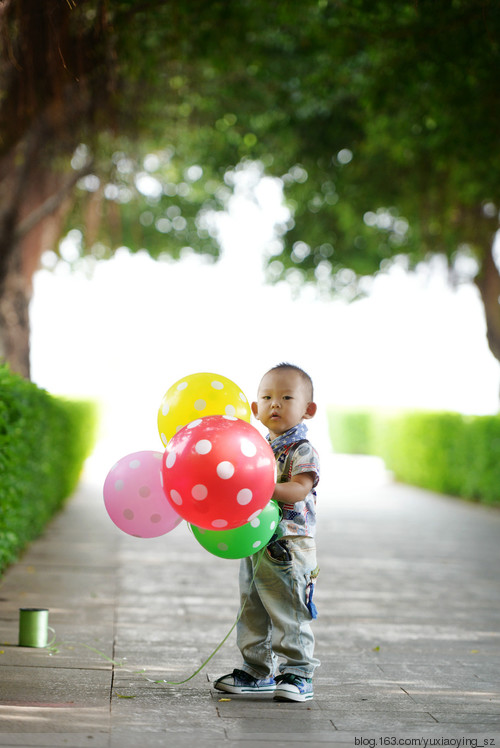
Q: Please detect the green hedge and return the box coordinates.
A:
[0,365,98,574]
[328,407,500,506]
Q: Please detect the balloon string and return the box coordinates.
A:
[155,548,264,685]
[29,549,265,687]
[47,626,57,648]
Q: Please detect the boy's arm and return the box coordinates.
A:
[272,472,315,505]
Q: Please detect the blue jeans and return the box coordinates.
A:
[236,536,320,680]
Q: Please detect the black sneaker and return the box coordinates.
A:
[214,668,276,694]
[274,673,314,702]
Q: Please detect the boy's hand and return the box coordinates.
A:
[272,472,315,505]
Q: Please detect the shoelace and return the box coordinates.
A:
[233,668,259,684]
[275,673,303,686]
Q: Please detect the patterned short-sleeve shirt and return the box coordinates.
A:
[275,440,320,538]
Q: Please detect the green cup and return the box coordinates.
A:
[18,608,49,648]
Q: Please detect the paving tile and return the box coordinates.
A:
[0,733,108,747]
[109,734,224,748]
[430,712,500,727]
[330,709,439,730]
[224,719,336,740]
[0,666,111,705]
[0,710,109,737]
[0,632,115,671]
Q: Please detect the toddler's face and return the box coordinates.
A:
[251,369,315,440]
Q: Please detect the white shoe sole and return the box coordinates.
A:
[215,682,276,694]
[274,688,314,702]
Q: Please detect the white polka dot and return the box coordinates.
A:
[252,540,262,548]
[212,519,228,528]
[177,381,188,391]
[129,459,141,469]
[160,434,168,446]
[165,451,176,468]
[161,402,169,416]
[223,415,237,421]
[247,509,262,522]
[240,438,257,457]
[192,484,208,500]
[153,452,163,460]
[211,380,224,390]
[217,461,235,480]
[237,488,252,505]
[187,419,202,429]
[175,424,184,434]
[225,405,236,417]
[217,543,229,551]
[250,517,260,528]
[194,398,206,411]
[270,520,277,530]
[114,479,124,491]
[195,439,212,455]
[170,490,183,505]
[239,392,247,402]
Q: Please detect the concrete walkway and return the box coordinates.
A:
[0,454,499,746]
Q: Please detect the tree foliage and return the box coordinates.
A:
[274,1,500,285]
[1,0,500,376]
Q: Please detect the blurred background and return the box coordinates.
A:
[29,170,500,482]
[2,2,500,495]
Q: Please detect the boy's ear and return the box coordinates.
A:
[251,401,259,419]
[303,401,317,420]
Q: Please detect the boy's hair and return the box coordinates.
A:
[268,362,314,400]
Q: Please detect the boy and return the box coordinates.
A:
[214,363,320,702]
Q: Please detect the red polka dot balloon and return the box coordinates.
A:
[162,415,276,530]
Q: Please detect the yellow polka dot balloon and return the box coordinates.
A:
[157,372,251,447]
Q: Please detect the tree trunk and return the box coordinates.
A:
[0,146,80,379]
[0,204,70,380]
[0,249,32,379]
[474,235,500,365]
[0,0,100,379]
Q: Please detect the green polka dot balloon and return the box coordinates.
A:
[190,500,280,559]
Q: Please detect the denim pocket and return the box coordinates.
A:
[266,539,292,565]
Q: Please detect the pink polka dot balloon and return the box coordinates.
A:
[162,415,276,530]
[103,451,183,538]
